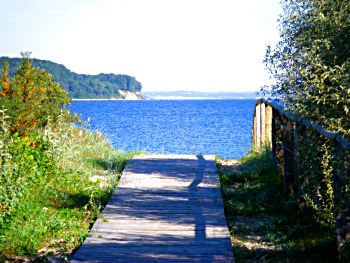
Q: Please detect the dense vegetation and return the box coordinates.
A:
[264,0,350,136]
[1,56,142,99]
[217,148,338,262]
[263,0,350,260]
[0,57,135,261]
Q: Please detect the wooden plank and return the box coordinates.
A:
[85,237,232,247]
[73,255,233,263]
[252,109,257,147]
[255,104,261,147]
[265,105,273,145]
[97,214,228,223]
[102,210,225,216]
[91,223,229,232]
[72,154,234,262]
[73,246,231,255]
[87,228,231,239]
[109,195,223,203]
[104,203,224,209]
[261,102,266,142]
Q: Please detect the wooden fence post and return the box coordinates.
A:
[271,108,278,159]
[253,102,272,148]
[282,119,296,197]
[274,109,285,180]
[295,124,306,205]
[252,106,257,147]
[265,105,273,147]
[256,103,261,147]
[261,103,266,144]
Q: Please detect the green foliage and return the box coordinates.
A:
[219,146,283,216]
[0,102,56,226]
[264,3,350,257]
[264,0,350,136]
[0,132,54,226]
[1,57,142,99]
[0,57,137,260]
[218,147,338,262]
[0,115,136,260]
[0,57,70,136]
[303,138,336,227]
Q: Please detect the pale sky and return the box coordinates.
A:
[0,0,281,92]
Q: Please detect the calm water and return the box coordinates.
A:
[70,100,256,159]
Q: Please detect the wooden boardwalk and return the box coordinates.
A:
[72,154,234,262]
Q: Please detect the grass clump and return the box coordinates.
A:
[0,117,135,261]
[217,146,338,262]
[219,147,283,216]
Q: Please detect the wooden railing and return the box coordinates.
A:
[252,98,350,260]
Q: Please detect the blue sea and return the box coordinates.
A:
[70,100,256,159]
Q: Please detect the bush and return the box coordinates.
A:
[0,132,54,226]
[0,56,70,136]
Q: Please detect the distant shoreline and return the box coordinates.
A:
[71,97,259,101]
[71,98,145,101]
[147,96,259,100]
[71,98,124,101]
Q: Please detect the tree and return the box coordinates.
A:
[0,56,70,136]
[1,56,143,99]
[264,0,350,137]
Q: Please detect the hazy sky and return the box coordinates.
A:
[0,0,282,92]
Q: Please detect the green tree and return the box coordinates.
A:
[264,0,350,136]
[1,56,143,99]
[0,56,70,136]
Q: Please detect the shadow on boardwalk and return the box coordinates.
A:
[72,155,234,262]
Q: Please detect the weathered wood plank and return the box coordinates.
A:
[91,223,229,232]
[71,154,234,262]
[73,246,231,255]
[87,229,231,240]
[85,237,232,247]
[96,214,228,224]
[255,104,261,147]
[73,255,232,263]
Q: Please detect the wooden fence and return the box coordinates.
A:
[252,98,350,260]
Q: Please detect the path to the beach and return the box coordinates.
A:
[72,154,234,262]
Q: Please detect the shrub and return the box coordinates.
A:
[0,56,70,136]
[0,132,55,226]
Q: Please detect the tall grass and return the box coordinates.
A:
[0,113,136,261]
[217,146,338,262]
[219,146,283,216]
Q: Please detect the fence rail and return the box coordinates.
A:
[252,98,350,260]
